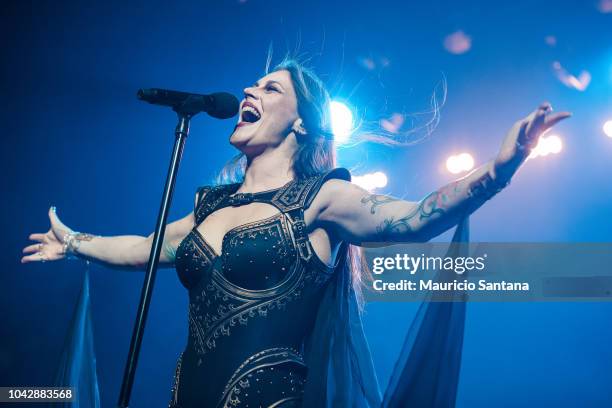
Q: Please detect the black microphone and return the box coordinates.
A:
[137,88,239,119]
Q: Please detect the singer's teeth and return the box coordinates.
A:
[244,106,261,118]
[242,106,261,122]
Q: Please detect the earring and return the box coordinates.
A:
[292,120,307,136]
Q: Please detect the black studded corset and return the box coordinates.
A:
[169,169,350,408]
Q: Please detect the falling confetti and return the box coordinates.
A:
[380,113,405,133]
[357,55,391,71]
[597,0,612,13]
[443,30,472,54]
[358,57,376,71]
[552,61,591,91]
[544,35,557,47]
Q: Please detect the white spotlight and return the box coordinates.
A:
[330,101,353,143]
[529,134,563,159]
[603,120,612,138]
[546,134,563,154]
[353,171,388,191]
[446,153,474,174]
[446,156,461,174]
[457,153,475,171]
[371,171,388,188]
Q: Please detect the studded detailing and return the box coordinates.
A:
[227,192,255,207]
[219,348,306,408]
[169,168,351,408]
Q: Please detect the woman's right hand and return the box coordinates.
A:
[21,207,73,263]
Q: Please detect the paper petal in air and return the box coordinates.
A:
[443,30,471,54]
[598,0,612,13]
[552,61,591,91]
[380,113,405,133]
[357,55,390,71]
[358,57,376,71]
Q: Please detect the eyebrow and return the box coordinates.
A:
[253,80,285,90]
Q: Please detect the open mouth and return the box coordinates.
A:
[239,101,261,125]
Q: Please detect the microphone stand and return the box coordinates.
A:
[117,108,193,408]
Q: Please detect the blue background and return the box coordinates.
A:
[1,0,611,406]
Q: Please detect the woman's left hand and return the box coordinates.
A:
[493,102,572,182]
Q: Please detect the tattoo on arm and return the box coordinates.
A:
[376,182,463,240]
[376,204,420,239]
[163,242,177,262]
[70,233,96,253]
[74,233,95,241]
[360,194,399,214]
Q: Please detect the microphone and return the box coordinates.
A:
[137,88,239,119]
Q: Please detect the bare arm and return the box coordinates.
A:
[317,103,571,244]
[317,162,496,243]
[22,207,195,270]
[66,212,194,269]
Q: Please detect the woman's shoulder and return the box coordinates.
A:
[301,167,353,211]
[311,167,351,185]
[193,182,240,210]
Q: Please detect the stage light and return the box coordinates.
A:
[603,120,612,138]
[330,101,353,143]
[446,153,474,174]
[446,156,460,174]
[458,153,474,171]
[546,135,563,154]
[353,171,388,191]
[371,171,388,188]
[529,134,563,159]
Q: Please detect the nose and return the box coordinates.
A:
[243,86,258,101]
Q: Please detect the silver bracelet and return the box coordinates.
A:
[61,231,80,260]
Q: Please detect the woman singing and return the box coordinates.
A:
[21,59,570,407]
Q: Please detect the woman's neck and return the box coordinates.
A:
[239,146,294,193]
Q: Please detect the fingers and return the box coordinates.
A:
[543,111,572,130]
[21,254,37,263]
[48,207,73,242]
[49,206,67,229]
[49,206,61,226]
[28,233,46,241]
[22,207,67,264]
[524,103,571,137]
[21,252,47,264]
[528,106,548,135]
[523,102,551,121]
[538,101,552,113]
[513,103,570,155]
[23,243,44,254]
[520,104,549,135]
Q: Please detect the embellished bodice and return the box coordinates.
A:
[169,169,350,408]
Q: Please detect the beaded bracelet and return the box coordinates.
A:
[61,231,80,260]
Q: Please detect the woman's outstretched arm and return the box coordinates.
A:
[21,207,194,270]
[316,103,571,244]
